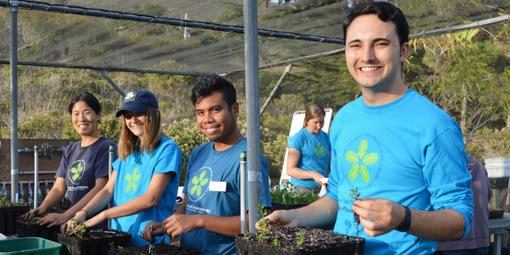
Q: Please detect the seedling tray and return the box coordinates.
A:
[58,229,131,255]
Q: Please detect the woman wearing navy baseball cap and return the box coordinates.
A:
[63,89,183,246]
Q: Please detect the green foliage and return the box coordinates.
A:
[273,238,281,246]
[256,204,271,242]
[162,119,208,185]
[469,128,510,158]
[349,187,360,201]
[270,185,319,205]
[296,230,306,246]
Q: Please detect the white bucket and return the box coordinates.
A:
[485,157,510,178]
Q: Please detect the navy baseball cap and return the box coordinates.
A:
[115,89,158,117]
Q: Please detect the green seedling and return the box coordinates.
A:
[243,229,252,237]
[67,219,87,239]
[296,230,306,246]
[256,204,271,242]
[349,187,361,224]
[273,238,281,246]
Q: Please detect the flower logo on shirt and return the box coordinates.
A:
[71,162,84,181]
[190,170,209,197]
[125,168,141,193]
[315,143,326,157]
[346,140,378,183]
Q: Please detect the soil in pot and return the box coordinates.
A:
[16,217,60,241]
[0,205,30,235]
[108,243,199,255]
[58,229,131,255]
[236,226,364,255]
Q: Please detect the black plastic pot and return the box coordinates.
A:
[107,243,198,255]
[0,205,30,235]
[16,218,60,241]
[58,229,131,255]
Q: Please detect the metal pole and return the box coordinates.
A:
[100,71,126,97]
[108,145,113,229]
[260,64,292,116]
[243,0,262,233]
[34,145,38,209]
[240,151,247,234]
[9,0,19,203]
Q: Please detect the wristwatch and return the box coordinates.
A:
[395,205,411,232]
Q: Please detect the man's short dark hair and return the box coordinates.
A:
[191,74,237,108]
[343,2,409,47]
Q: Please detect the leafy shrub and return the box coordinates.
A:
[162,119,208,185]
[468,127,510,158]
[270,184,319,205]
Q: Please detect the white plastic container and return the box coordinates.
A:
[484,157,510,178]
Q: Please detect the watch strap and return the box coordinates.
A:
[396,205,411,232]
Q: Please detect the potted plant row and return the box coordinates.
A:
[0,195,30,235]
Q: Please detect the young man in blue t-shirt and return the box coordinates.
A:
[142,75,271,255]
[259,2,473,254]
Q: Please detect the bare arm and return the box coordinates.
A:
[38,177,108,227]
[286,148,325,184]
[22,177,67,220]
[261,196,338,228]
[353,198,466,240]
[84,172,172,228]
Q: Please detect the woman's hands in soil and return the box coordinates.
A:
[20,207,45,222]
[352,198,406,237]
[37,213,69,227]
[256,210,297,230]
[61,211,87,234]
[141,221,165,243]
[163,214,199,238]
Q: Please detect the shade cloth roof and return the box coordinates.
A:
[0,0,509,75]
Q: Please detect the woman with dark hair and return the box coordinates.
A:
[286,104,331,194]
[22,92,118,228]
[62,89,183,246]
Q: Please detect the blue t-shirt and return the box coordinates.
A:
[181,138,272,255]
[111,137,182,246]
[288,128,330,188]
[56,137,118,206]
[326,89,473,255]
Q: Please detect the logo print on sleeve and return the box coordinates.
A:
[125,168,141,193]
[346,140,378,183]
[315,143,326,157]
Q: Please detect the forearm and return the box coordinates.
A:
[408,208,465,241]
[292,196,337,227]
[63,184,105,219]
[39,186,66,213]
[103,193,157,220]
[287,167,320,180]
[196,214,243,237]
[81,187,113,218]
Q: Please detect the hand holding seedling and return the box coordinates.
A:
[62,219,88,238]
[61,211,87,234]
[256,209,298,230]
[352,198,407,237]
[162,213,200,238]
[21,207,45,222]
[141,221,165,243]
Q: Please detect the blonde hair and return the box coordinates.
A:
[303,104,325,128]
[118,107,163,160]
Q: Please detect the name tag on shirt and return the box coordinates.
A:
[209,181,227,192]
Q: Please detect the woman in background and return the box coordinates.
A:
[286,104,330,194]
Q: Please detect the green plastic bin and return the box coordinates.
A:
[0,237,61,255]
